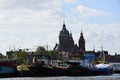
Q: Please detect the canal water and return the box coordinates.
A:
[0,74,120,80]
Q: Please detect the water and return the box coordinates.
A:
[0,74,120,80]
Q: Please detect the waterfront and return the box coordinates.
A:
[0,74,120,80]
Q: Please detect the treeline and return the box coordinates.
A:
[2,46,59,64]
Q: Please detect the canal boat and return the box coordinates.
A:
[0,61,18,77]
[110,63,120,73]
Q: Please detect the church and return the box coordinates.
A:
[53,22,110,62]
[54,22,86,55]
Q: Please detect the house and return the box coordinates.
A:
[6,50,15,61]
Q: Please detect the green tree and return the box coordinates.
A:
[46,50,59,59]
[35,46,46,55]
[13,50,27,64]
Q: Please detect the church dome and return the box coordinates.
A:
[59,22,69,36]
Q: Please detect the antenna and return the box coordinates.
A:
[93,45,95,52]
[45,43,50,51]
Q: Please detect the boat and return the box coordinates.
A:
[17,64,29,71]
[50,60,69,76]
[0,61,18,77]
[110,63,120,73]
[95,45,113,75]
[17,64,30,77]
[28,61,57,77]
[52,60,69,68]
[65,61,100,76]
[95,63,113,75]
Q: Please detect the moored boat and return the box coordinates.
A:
[66,61,98,76]
[94,45,113,75]
[17,64,30,77]
[0,61,18,77]
[110,63,120,73]
[95,63,113,75]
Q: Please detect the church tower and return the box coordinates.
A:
[58,21,74,52]
[79,31,85,53]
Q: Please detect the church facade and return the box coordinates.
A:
[54,22,85,55]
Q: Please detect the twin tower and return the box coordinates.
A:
[54,22,86,54]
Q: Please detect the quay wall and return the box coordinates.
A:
[1,76,120,80]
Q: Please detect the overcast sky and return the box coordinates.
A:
[0,0,120,55]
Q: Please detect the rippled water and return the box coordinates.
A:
[0,74,120,80]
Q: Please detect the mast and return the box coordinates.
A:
[100,45,105,62]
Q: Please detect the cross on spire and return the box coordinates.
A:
[63,20,65,24]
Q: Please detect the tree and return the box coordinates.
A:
[35,46,46,55]
[46,50,59,59]
[13,50,27,64]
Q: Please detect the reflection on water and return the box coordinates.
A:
[0,74,120,80]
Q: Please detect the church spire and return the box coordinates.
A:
[79,30,85,53]
[80,30,84,38]
[81,30,83,35]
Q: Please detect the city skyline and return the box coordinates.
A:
[0,0,120,55]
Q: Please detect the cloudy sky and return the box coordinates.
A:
[0,0,120,55]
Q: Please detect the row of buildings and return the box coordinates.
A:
[0,22,120,63]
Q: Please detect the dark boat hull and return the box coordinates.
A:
[96,68,113,75]
[26,66,102,77]
[1,65,113,77]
